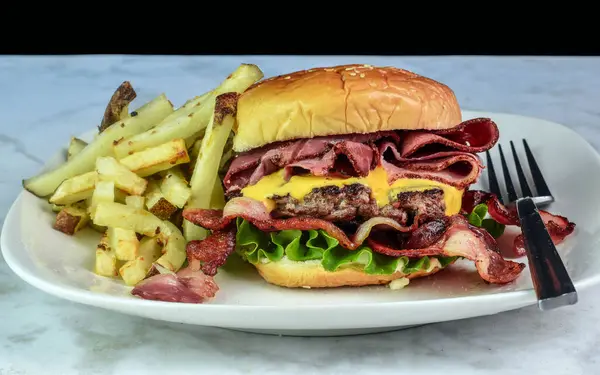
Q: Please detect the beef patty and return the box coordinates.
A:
[270,184,446,224]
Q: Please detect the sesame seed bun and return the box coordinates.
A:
[233,64,462,152]
[253,258,446,288]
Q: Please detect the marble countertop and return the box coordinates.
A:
[1,55,599,374]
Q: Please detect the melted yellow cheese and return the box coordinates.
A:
[240,166,464,215]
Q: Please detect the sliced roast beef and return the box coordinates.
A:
[224,132,397,194]
[379,144,484,189]
[223,118,499,196]
[399,117,500,158]
[131,266,219,303]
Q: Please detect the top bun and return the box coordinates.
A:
[233,64,462,152]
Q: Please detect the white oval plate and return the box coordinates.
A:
[4,110,600,336]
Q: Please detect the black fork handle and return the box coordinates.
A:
[516,197,577,310]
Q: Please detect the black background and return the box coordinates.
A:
[2,9,597,56]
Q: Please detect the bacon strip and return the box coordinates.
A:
[186,226,237,276]
[461,190,576,256]
[131,267,219,304]
[182,197,525,284]
[183,197,416,251]
[367,215,525,284]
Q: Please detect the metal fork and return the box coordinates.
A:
[486,139,577,311]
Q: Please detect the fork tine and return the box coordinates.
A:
[498,144,518,202]
[523,139,553,197]
[510,140,533,198]
[485,150,503,203]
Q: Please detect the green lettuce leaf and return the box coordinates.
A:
[235,219,457,276]
[467,203,488,227]
[481,218,505,238]
[466,203,505,238]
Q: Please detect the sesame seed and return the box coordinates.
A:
[363,64,371,67]
[284,76,291,80]
[359,73,365,78]
[349,72,356,76]
[308,69,314,72]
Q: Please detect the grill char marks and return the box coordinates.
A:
[270,184,446,225]
[270,184,379,222]
[394,188,446,225]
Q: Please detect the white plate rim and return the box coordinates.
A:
[3,109,600,327]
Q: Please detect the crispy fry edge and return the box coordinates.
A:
[99,81,137,132]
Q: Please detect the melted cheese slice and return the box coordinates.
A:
[241,166,464,216]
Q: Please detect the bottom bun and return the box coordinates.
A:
[253,260,444,288]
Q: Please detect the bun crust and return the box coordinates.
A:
[253,260,444,288]
[233,64,462,152]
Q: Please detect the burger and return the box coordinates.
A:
[181,64,530,289]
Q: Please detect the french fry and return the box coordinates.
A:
[210,178,226,209]
[53,203,90,235]
[98,81,137,133]
[94,233,117,277]
[219,146,234,170]
[187,137,203,174]
[67,137,87,160]
[91,201,186,272]
[184,129,205,149]
[23,94,173,197]
[160,90,213,124]
[88,187,126,206]
[49,171,97,205]
[26,66,273,286]
[159,167,191,208]
[144,180,177,220]
[108,226,139,261]
[113,115,193,159]
[184,92,239,240]
[125,195,145,210]
[112,64,263,159]
[119,138,189,177]
[189,133,232,177]
[92,202,163,237]
[119,237,162,286]
[88,180,115,217]
[113,188,128,204]
[96,156,147,195]
[155,220,186,272]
